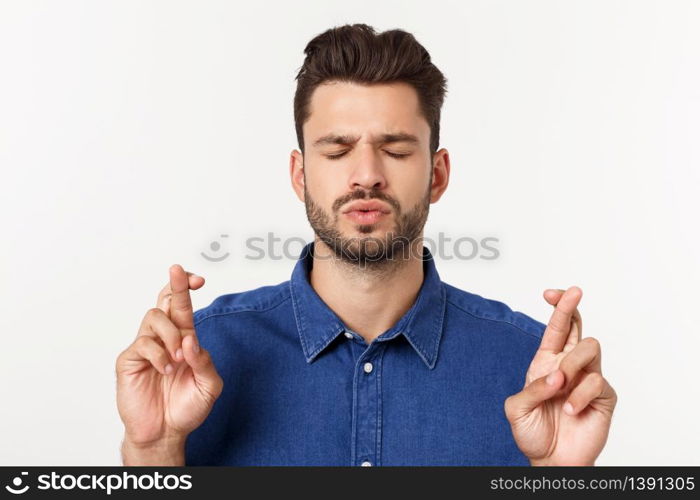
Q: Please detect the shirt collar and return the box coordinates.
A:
[289,241,447,370]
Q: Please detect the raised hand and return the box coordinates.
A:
[504,286,617,466]
[116,265,224,464]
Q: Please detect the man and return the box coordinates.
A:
[116,23,617,466]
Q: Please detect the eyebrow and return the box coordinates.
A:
[312,132,420,148]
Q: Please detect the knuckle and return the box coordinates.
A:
[135,335,155,351]
[115,350,126,369]
[546,320,564,336]
[173,300,192,312]
[557,356,572,373]
[133,335,148,347]
[589,372,605,391]
[147,307,164,319]
[215,377,224,397]
[503,396,514,417]
[583,336,600,351]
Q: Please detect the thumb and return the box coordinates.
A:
[505,369,564,421]
[182,334,223,404]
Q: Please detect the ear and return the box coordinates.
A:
[290,149,305,202]
[429,148,451,203]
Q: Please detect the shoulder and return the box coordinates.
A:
[442,282,546,342]
[193,279,292,326]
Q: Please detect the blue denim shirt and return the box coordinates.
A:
[185,241,546,466]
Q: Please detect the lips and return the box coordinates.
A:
[342,200,391,214]
[344,209,387,225]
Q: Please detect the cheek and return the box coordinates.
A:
[306,172,342,206]
[389,173,428,205]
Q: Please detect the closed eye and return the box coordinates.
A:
[325,151,411,160]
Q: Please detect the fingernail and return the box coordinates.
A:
[546,370,558,385]
[176,348,183,360]
[165,363,173,375]
[563,402,574,415]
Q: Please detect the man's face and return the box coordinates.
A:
[300,81,435,269]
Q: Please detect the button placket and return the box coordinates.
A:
[351,342,386,467]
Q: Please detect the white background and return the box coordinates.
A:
[1,0,698,465]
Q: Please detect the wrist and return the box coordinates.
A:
[529,457,596,466]
[121,433,186,466]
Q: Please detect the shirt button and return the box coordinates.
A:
[344,331,353,339]
[361,461,372,467]
[363,362,373,374]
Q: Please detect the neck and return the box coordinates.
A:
[309,236,425,344]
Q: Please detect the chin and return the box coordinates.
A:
[347,225,388,236]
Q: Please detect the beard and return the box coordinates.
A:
[304,173,432,271]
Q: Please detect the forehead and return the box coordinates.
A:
[305,81,428,144]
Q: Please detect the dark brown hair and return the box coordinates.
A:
[293,23,448,156]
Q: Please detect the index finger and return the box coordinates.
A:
[169,264,195,333]
[539,286,582,353]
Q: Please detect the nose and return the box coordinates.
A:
[347,147,388,192]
